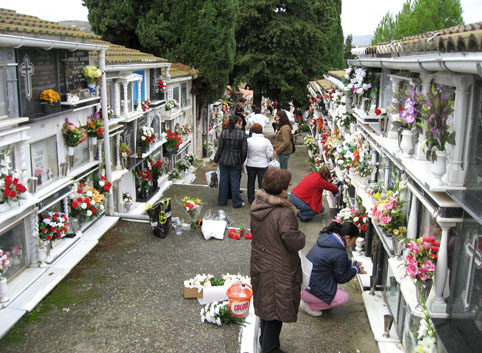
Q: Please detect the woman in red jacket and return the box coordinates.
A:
[289,166,338,222]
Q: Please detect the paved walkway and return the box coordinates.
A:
[0,138,379,352]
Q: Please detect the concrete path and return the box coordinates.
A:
[0,142,379,353]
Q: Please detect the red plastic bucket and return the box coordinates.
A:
[226,283,253,318]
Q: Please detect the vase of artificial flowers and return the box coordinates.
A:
[40,89,61,114]
[83,66,102,96]
[421,85,455,185]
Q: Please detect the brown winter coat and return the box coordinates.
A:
[249,189,305,322]
[273,124,293,155]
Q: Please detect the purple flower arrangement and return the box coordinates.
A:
[399,85,424,130]
[421,85,455,161]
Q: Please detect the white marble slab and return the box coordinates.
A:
[362,291,400,343]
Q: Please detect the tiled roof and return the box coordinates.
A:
[0,8,98,40]
[90,39,167,65]
[0,8,168,64]
[170,62,198,78]
[326,70,346,82]
[354,22,482,56]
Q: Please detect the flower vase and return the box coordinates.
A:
[0,277,8,304]
[0,203,10,212]
[431,150,447,186]
[87,82,96,97]
[38,241,49,268]
[124,201,132,213]
[122,157,129,169]
[71,218,80,233]
[358,176,368,190]
[68,146,75,156]
[416,280,432,311]
[89,136,98,146]
[400,129,414,158]
[392,236,404,259]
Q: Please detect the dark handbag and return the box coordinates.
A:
[146,198,171,238]
[291,137,296,154]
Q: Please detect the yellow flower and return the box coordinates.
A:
[40,89,60,103]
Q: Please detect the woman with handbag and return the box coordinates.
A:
[273,110,293,170]
[246,123,273,204]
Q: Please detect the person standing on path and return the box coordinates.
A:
[250,168,305,353]
[272,110,293,170]
[300,221,365,317]
[212,115,247,208]
[246,123,273,204]
[289,166,339,222]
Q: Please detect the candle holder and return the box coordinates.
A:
[28,177,38,194]
[369,275,377,295]
[137,147,143,158]
[383,314,394,338]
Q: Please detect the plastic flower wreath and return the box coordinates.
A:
[40,89,60,104]
[38,211,69,242]
[200,301,245,326]
[62,119,87,147]
[85,112,104,137]
[83,66,102,83]
[421,84,455,162]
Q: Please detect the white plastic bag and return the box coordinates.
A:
[268,159,280,169]
[201,219,227,240]
[298,251,313,289]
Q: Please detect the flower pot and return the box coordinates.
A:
[431,150,447,186]
[355,237,364,254]
[89,136,98,146]
[392,236,404,259]
[0,277,9,304]
[87,82,96,97]
[124,201,132,213]
[358,176,368,190]
[28,177,38,194]
[400,129,414,158]
[68,146,75,156]
[40,101,60,115]
[71,218,80,233]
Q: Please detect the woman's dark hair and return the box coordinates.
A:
[319,166,331,181]
[262,168,291,195]
[321,221,359,238]
[229,114,243,129]
[250,123,263,134]
[254,106,261,114]
[276,110,292,129]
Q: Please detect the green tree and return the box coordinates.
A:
[233,0,343,107]
[83,0,236,121]
[344,34,355,64]
[372,0,464,45]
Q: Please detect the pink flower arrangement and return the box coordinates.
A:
[371,194,407,237]
[405,237,440,281]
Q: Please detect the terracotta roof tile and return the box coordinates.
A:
[356,21,482,56]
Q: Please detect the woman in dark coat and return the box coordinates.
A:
[300,221,365,317]
[250,168,305,353]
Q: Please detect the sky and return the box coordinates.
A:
[1,0,481,37]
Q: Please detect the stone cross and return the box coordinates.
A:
[19,54,35,101]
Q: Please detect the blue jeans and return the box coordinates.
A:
[218,164,243,208]
[246,166,268,204]
[277,154,290,170]
[289,193,324,221]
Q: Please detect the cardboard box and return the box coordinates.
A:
[184,286,203,298]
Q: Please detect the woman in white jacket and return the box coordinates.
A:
[246,123,274,204]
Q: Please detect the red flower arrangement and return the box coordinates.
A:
[136,169,152,192]
[228,227,252,240]
[1,175,27,204]
[157,79,167,91]
[96,175,112,195]
[38,210,69,242]
[165,129,183,150]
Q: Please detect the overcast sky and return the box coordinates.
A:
[1,0,481,37]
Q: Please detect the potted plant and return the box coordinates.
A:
[165,99,179,111]
[0,147,28,212]
[83,66,102,96]
[421,85,455,185]
[62,119,87,156]
[163,129,182,155]
[40,89,61,114]
[84,112,104,145]
[138,126,156,152]
[119,142,132,168]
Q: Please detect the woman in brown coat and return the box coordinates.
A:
[250,168,305,353]
[273,110,293,170]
